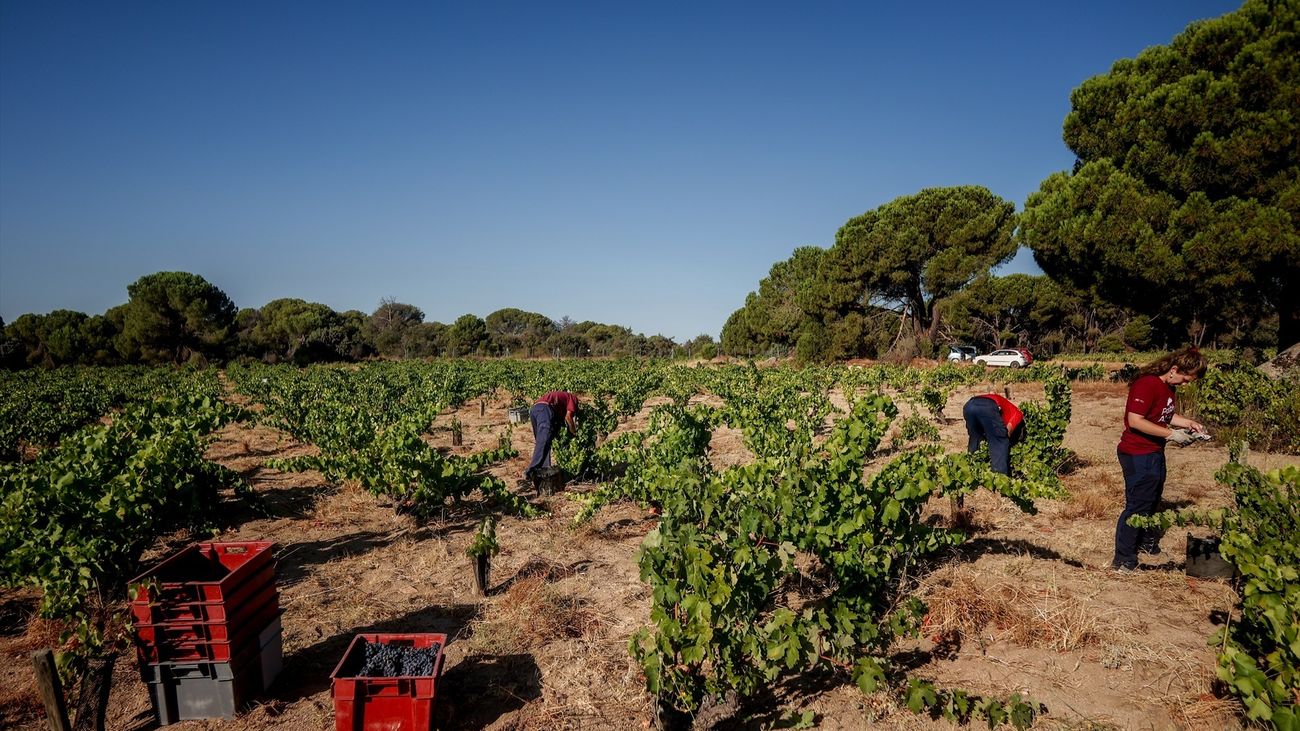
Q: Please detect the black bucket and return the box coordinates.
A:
[1186,533,1235,579]
[532,467,567,496]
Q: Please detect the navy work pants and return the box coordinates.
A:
[1113,450,1166,568]
[525,403,556,477]
[964,396,1011,475]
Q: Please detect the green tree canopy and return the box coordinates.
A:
[245,298,352,363]
[447,313,488,356]
[365,299,425,357]
[115,272,236,364]
[720,247,825,357]
[824,186,1018,341]
[940,275,1068,351]
[484,308,555,356]
[1020,0,1300,349]
[4,310,90,367]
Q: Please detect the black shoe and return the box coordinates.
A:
[1111,561,1137,573]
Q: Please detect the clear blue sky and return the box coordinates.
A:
[0,1,1241,341]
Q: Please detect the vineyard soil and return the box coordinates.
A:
[2,379,1297,730]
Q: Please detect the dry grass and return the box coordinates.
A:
[1138,570,1237,616]
[922,568,1131,653]
[1058,486,1113,520]
[465,576,605,655]
[310,481,381,524]
[1158,692,1243,730]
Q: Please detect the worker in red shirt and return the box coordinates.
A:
[524,390,579,480]
[1112,347,1207,572]
[962,392,1024,476]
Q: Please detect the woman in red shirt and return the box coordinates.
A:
[525,390,579,480]
[1112,347,1208,572]
[963,393,1024,476]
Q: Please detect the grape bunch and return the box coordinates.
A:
[357,641,443,677]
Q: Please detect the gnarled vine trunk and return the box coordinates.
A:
[72,653,116,731]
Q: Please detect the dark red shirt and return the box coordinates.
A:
[1118,374,1176,455]
[537,391,578,419]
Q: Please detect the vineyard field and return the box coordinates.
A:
[1,363,1297,730]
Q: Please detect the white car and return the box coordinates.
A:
[974,349,1029,368]
[946,345,978,362]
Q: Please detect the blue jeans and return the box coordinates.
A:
[1114,450,1166,568]
[964,396,1011,475]
[525,403,556,477]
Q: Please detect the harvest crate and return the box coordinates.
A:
[130,541,276,606]
[129,562,278,625]
[134,595,281,655]
[135,607,283,664]
[331,633,447,731]
[142,613,283,724]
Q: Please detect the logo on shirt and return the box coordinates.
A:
[1158,397,1175,425]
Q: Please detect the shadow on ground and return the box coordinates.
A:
[951,537,1087,568]
[271,604,481,708]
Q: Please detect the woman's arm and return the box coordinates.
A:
[1127,412,1176,438]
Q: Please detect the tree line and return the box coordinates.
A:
[722,0,1297,362]
[0,271,719,368]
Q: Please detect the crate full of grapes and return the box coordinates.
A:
[330,633,446,731]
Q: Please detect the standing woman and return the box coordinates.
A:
[1112,347,1208,572]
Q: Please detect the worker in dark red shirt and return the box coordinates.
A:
[1112,347,1207,572]
[524,390,579,480]
[963,392,1025,476]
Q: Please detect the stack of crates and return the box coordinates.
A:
[129,541,283,724]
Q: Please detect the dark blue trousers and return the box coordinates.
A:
[525,403,556,477]
[1114,450,1166,568]
[964,396,1011,475]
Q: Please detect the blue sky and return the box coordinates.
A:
[0,1,1241,341]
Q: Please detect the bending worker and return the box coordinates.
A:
[524,390,579,481]
[963,392,1024,475]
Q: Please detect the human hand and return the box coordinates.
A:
[1187,420,1206,434]
[1167,429,1195,446]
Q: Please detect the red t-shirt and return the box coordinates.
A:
[1118,374,1176,455]
[537,391,578,419]
[979,394,1024,434]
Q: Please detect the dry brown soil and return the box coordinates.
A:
[3,378,1298,730]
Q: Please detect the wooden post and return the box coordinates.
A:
[1003,386,1012,399]
[31,649,71,731]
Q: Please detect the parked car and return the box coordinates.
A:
[974,349,1029,368]
[946,345,978,362]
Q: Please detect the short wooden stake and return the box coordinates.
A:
[31,649,71,731]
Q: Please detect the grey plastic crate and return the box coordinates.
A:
[142,613,282,724]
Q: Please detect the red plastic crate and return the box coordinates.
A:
[133,594,280,649]
[129,541,276,606]
[135,608,284,664]
[331,634,447,731]
[129,563,278,626]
